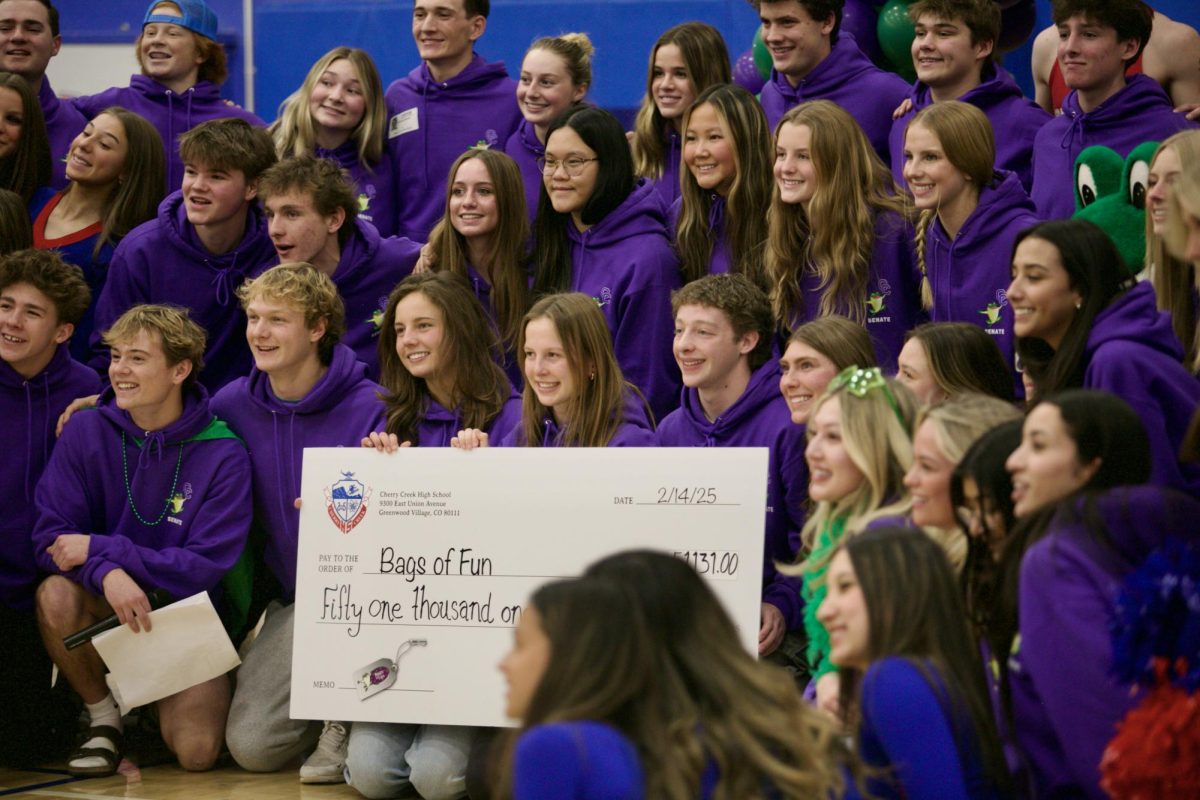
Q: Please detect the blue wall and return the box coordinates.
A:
[55,1,1200,120]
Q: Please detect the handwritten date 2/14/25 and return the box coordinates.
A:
[674,550,740,578]
[656,486,718,505]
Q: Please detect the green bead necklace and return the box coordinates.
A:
[121,431,184,527]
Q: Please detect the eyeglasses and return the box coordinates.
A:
[537,156,598,176]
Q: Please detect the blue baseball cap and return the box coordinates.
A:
[142,0,218,41]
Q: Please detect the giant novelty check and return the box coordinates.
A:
[291,447,770,727]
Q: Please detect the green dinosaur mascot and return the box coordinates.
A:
[1072,141,1159,276]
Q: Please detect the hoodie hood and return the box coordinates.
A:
[567,178,671,250]
[506,119,545,220]
[96,382,215,445]
[244,343,374,416]
[1085,281,1180,362]
[671,359,785,444]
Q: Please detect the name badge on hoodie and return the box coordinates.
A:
[389,108,419,139]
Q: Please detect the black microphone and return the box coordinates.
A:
[63,589,173,650]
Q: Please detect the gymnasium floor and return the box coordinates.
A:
[0,761,364,799]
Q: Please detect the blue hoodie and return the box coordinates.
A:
[92,191,277,390]
[504,119,544,222]
[655,360,806,629]
[38,78,87,190]
[314,141,399,239]
[1012,486,1200,799]
[211,345,385,600]
[566,179,682,421]
[385,54,521,241]
[1031,74,1196,220]
[32,385,251,602]
[889,63,1050,192]
[924,170,1039,372]
[0,346,101,609]
[759,34,910,162]
[1083,281,1200,497]
[72,75,267,194]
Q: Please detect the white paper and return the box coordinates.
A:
[291,447,769,728]
[93,592,240,713]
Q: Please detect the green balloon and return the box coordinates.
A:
[752,28,772,79]
[876,0,916,75]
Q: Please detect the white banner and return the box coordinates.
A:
[291,447,768,728]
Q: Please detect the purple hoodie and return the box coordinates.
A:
[566,179,682,421]
[0,346,101,609]
[463,262,523,388]
[504,119,544,222]
[72,75,266,193]
[32,385,252,601]
[314,142,399,239]
[759,34,910,161]
[38,78,87,190]
[1031,74,1196,220]
[413,393,522,448]
[889,64,1051,192]
[794,211,925,372]
[1011,486,1200,798]
[1083,281,1200,497]
[647,127,683,210]
[92,190,277,391]
[290,217,419,380]
[655,359,807,629]
[211,345,385,600]
[385,54,521,241]
[500,391,656,447]
[924,170,1038,372]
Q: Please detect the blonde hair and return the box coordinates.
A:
[905,102,994,308]
[517,293,634,448]
[766,100,908,330]
[1152,131,1200,371]
[631,23,730,180]
[236,263,345,364]
[103,304,206,391]
[526,32,595,90]
[270,47,386,170]
[675,84,773,286]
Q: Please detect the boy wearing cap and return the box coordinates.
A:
[33,304,252,777]
[0,0,86,187]
[71,0,266,192]
[0,250,99,765]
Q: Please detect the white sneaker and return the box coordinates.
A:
[299,721,349,784]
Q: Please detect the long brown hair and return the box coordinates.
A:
[428,149,530,353]
[675,84,772,286]
[1149,131,1200,371]
[517,293,629,447]
[766,101,908,330]
[0,72,50,204]
[376,272,510,445]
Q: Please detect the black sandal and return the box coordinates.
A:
[67,724,123,777]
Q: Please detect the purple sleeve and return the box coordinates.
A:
[70,87,122,120]
[762,565,802,631]
[90,239,150,372]
[31,424,99,582]
[612,281,681,424]
[513,723,642,800]
[1016,537,1131,796]
[860,658,973,800]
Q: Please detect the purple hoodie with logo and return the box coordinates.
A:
[794,211,925,372]
[0,346,101,609]
[38,78,87,190]
[655,359,806,629]
[889,63,1050,192]
[504,119,544,222]
[92,190,277,391]
[1083,281,1200,497]
[314,142,399,239]
[211,345,385,600]
[925,170,1038,372]
[759,34,909,161]
[277,217,419,380]
[32,385,252,601]
[1031,74,1196,220]
[72,75,266,193]
[1011,486,1200,798]
[565,179,682,421]
[413,393,522,448]
[385,54,521,242]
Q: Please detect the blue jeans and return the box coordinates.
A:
[344,721,475,799]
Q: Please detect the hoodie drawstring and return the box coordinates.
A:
[210,250,245,306]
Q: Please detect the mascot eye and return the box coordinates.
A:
[1129,160,1149,210]
[1077,163,1099,207]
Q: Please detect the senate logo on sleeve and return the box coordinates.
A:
[325,471,372,534]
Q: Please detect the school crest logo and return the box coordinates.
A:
[979,290,1009,327]
[593,287,613,309]
[325,472,371,534]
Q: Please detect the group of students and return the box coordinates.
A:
[2,0,1200,797]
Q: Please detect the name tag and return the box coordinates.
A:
[389,108,419,139]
